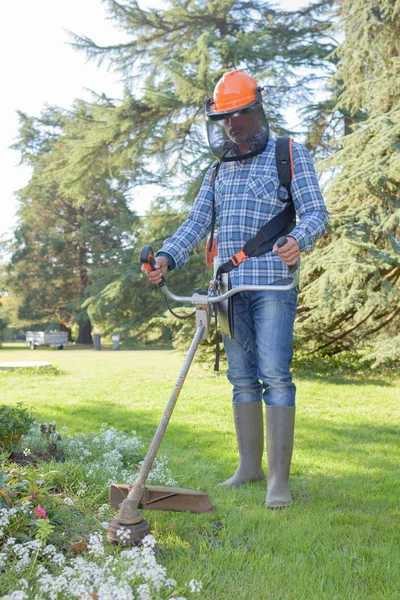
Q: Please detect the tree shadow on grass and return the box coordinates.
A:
[293,370,395,386]
[296,419,399,478]
[291,353,399,387]
[28,402,399,499]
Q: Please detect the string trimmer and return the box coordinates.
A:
[107,240,299,546]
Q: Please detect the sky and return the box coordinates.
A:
[0,0,307,241]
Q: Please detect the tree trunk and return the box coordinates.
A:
[76,206,92,344]
[77,319,93,345]
[344,115,354,136]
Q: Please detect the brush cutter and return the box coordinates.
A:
[107,240,299,546]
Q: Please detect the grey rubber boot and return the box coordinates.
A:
[218,402,265,487]
[265,406,295,508]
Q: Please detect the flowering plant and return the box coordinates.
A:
[21,423,176,488]
[0,527,202,600]
[0,421,203,599]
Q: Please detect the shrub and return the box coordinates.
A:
[0,404,34,458]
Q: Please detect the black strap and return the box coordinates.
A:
[242,202,296,257]
[213,307,220,372]
[216,203,296,278]
[208,161,221,252]
[276,137,293,202]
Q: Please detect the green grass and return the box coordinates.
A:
[1,343,399,599]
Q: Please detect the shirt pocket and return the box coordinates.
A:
[245,175,277,202]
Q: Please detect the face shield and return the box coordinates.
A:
[205,91,270,162]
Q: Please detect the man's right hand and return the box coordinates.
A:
[141,255,170,285]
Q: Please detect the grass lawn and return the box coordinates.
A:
[1,343,399,599]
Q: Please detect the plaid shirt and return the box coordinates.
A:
[158,136,330,286]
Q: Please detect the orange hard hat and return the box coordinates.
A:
[205,70,262,119]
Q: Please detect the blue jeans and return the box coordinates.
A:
[222,287,298,407]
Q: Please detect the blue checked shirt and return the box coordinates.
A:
[157,136,330,286]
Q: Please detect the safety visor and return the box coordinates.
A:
[205,101,270,162]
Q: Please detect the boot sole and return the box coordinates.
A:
[265,500,293,509]
[217,474,265,488]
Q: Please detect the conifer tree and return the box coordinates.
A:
[8,105,135,343]
[9,0,338,343]
[66,0,336,338]
[70,0,335,191]
[297,0,400,364]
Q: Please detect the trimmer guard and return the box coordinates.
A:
[216,272,234,338]
[110,484,216,514]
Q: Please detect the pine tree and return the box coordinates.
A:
[297,0,400,365]
[70,0,335,191]
[8,105,135,343]
[9,0,338,345]
[65,0,336,342]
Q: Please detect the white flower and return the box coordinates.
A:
[97,503,109,515]
[63,497,75,506]
[187,579,203,593]
[116,527,132,543]
[23,448,32,457]
[87,532,105,558]
[1,591,29,600]
[137,583,152,600]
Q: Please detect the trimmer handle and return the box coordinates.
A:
[140,245,166,287]
[276,236,299,273]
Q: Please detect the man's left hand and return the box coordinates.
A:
[272,236,300,267]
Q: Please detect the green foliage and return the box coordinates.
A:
[151,307,227,371]
[69,0,335,186]
[22,421,66,462]
[8,104,136,343]
[33,518,55,545]
[6,0,337,346]
[0,403,34,457]
[296,0,400,363]
[0,468,29,508]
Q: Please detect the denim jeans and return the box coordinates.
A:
[222,287,298,407]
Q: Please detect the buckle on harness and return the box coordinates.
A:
[232,250,248,266]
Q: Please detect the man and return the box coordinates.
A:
[142,69,329,508]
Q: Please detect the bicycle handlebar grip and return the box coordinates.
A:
[140,245,166,286]
[276,237,299,273]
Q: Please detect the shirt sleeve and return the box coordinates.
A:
[156,165,215,269]
[289,142,330,252]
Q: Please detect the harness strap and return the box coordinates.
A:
[208,161,221,253]
[276,137,294,201]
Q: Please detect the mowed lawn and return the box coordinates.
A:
[1,344,399,600]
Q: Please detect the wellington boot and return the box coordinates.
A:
[218,402,265,488]
[265,406,295,508]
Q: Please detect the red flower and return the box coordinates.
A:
[34,505,48,520]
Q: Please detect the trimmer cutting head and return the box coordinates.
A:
[110,484,216,514]
[107,484,215,547]
[107,516,151,546]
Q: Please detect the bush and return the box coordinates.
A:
[0,404,34,458]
